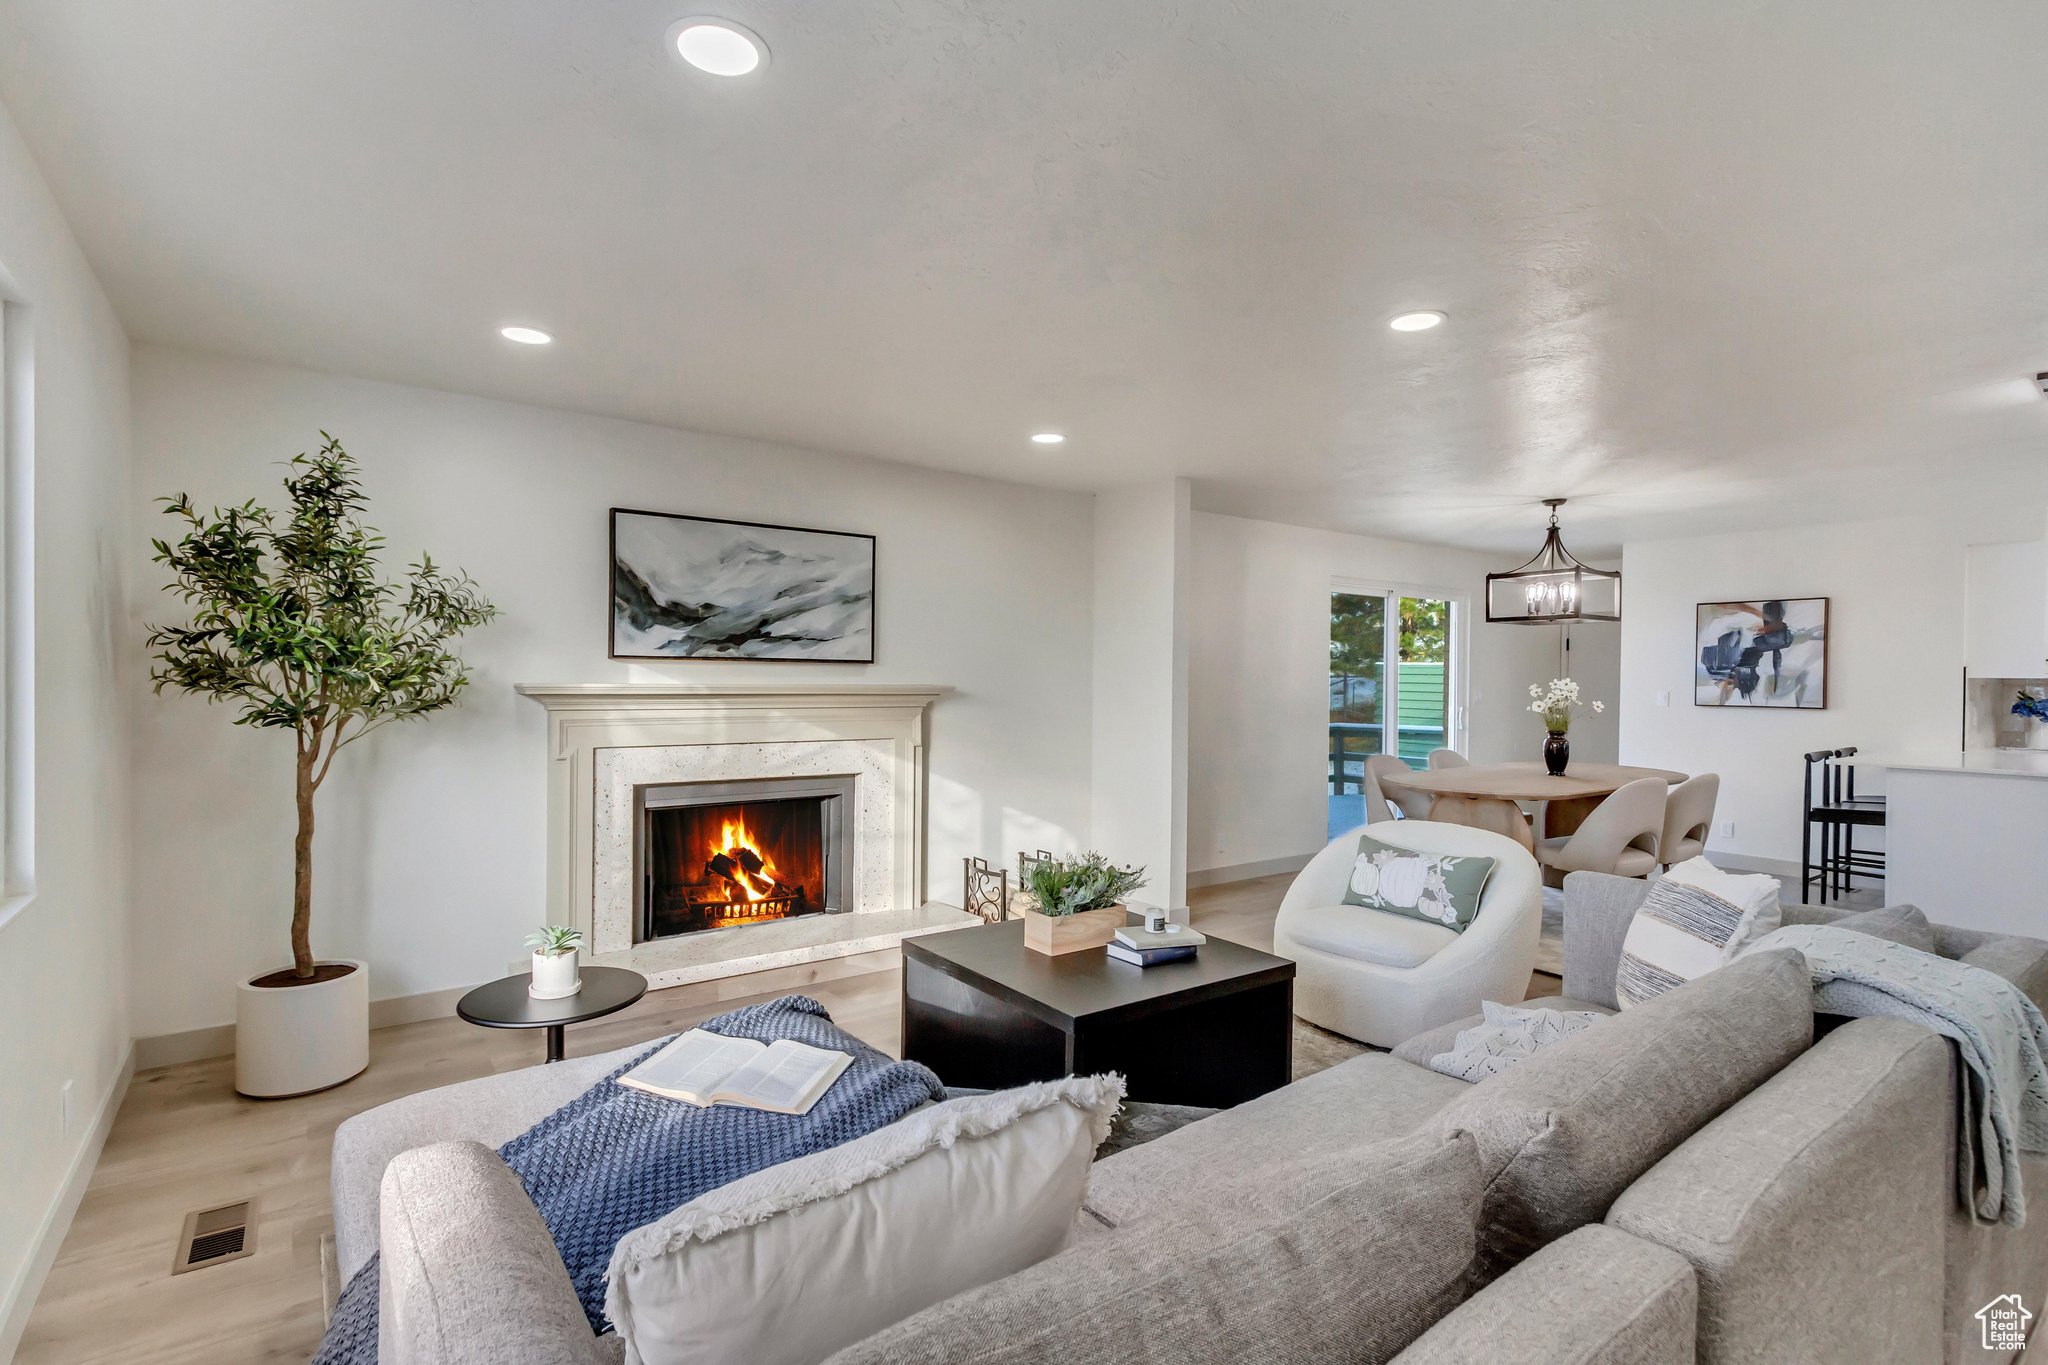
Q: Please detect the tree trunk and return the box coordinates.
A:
[293,744,316,978]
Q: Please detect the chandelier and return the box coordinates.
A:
[1484,499,1620,624]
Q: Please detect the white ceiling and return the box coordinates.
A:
[4,1,2047,554]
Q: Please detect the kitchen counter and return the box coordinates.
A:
[1843,750,2048,778]
[1834,752,2048,936]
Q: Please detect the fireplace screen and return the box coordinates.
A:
[637,777,854,941]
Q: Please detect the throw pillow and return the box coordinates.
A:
[1341,833,1497,932]
[1426,1000,1610,1083]
[1429,948,1813,1285]
[827,1128,1485,1365]
[1615,856,1782,1008]
[1829,904,1938,955]
[603,1074,1124,1365]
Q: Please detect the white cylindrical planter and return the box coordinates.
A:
[530,949,581,999]
[235,959,370,1098]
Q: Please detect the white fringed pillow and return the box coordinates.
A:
[604,1073,1125,1365]
[1616,857,1782,1008]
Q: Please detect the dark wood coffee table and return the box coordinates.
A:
[901,920,1295,1107]
[456,964,648,1063]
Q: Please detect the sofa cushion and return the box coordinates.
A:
[1341,833,1497,933]
[1280,903,1460,968]
[824,1129,1484,1365]
[1083,1049,1470,1228]
[1391,996,1616,1070]
[1391,1224,1696,1365]
[378,1141,618,1365]
[1429,948,1813,1283]
[1616,858,1782,1008]
[606,1076,1121,1365]
[1831,904,1938,955]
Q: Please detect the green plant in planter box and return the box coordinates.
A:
[147,435,497,981]
[1020,851,1146,918]
[526,925,583,957]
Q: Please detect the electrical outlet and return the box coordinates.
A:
[60,1079,73,1136]
[1655,691,1670,708]
[1717,820,1735,839]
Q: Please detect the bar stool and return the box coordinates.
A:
[1801,749,1886,904]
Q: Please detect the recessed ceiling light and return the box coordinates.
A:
[1389,312,1445,332]
[500,326,553,345]
[668,17,768,76]
[1031,433,1066,445]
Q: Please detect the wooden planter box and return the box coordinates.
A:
[1023,904,1126,956]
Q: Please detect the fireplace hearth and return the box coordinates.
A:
[636,776,855,942]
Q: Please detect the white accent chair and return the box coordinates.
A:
[1426,748,1469,770]
[1273,821,1542,1048]
[1365,754,1434,820]
[1658,773,1719,868]
[1535,777,1668,881]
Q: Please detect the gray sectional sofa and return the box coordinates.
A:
[336,872,2048,1364]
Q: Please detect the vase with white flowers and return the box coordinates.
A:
[1528,678,1606,776]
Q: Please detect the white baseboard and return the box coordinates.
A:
[0,1041,134,1365]
[134,982,478,1070]
[1187,852,1314,889]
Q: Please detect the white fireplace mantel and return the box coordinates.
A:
[516,683,959,987]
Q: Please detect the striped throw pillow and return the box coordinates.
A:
[1615,857,1782,1008]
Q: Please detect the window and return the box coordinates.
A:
[1328,586,1462,838]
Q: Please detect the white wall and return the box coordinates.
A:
[1089,479,1190,909]
[128,345,1096,1039]
[1619,515,1988,869]
[0,102,134,1357]
[1187,511,1567,878]
[1563,614,1622,764]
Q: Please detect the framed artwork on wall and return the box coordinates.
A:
[1695,598,1827,708]
[609,508,875,661]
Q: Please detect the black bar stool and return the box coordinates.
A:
[1801,748,1886,904]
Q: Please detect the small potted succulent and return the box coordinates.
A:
[1018,852,1147,956]
[1528,677,1605,776]
[526,925,584,999]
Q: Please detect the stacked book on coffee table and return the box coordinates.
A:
[1106,923,1206,967]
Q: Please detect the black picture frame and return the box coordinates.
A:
[1694,597,1828,709]
[609,507,876,662]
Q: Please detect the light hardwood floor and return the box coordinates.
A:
[18,875,1560,1364]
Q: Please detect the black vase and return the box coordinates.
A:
[1544,732,1570,776]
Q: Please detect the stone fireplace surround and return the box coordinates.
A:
[517,683,978,990]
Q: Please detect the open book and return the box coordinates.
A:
[616,1029,853,1115]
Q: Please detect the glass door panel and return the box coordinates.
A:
[1329,592,1386,837]
[1396,597,1451,771]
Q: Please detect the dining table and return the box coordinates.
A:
[1376,760,1690,854]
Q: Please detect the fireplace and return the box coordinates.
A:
[635,777,856,942]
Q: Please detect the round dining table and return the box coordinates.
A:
[1376,760,1689,853]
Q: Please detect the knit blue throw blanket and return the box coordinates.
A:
[313,995,945,1363]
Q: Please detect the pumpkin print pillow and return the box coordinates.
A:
[1339,834,1497,932]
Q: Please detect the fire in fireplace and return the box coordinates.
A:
[637,777,855,941]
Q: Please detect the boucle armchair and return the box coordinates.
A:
[1273,821,1542,1047]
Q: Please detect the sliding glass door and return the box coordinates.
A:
[1329,589,1458,837]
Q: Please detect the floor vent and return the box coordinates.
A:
[172,1199,257,1274]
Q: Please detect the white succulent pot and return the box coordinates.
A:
[234,958,369,1098]
[530,949,581,1000]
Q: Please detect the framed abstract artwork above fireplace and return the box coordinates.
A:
[610,507,876,662]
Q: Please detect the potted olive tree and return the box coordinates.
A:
[148,435,496,1096]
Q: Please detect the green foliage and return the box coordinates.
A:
[526,925,584,957]
[1399,597,1449,663]
[147,434,497,976]
[147,434,498,743]
[1329,592,1384,677]
[1020,851,1147,917]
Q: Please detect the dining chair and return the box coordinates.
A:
[1364,754,1435,821]
[1426,748,1469,770]
[1657,773,1720,869]
[1535,778,1667,881]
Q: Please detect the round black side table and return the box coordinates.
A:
[456,964,648,1063]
